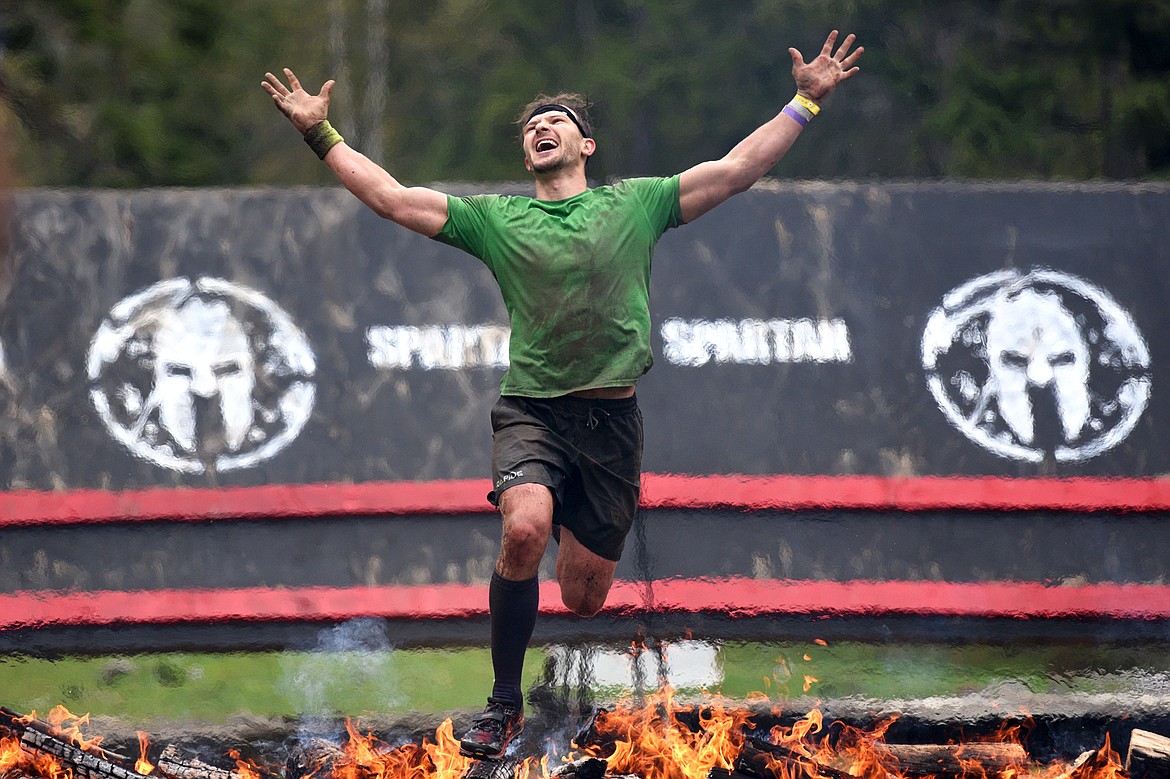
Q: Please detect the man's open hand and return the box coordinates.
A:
[789,30,863,103]
[261,68,334,135]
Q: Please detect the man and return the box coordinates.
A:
[262,29,861,760]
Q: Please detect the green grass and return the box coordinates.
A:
[715,641,1170,699]
[0,648,546,721]
[2,640,1168,723]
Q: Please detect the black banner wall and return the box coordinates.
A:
[2,182,1167,492]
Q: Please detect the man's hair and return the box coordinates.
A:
[515,92,594,143]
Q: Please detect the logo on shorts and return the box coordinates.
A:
[496,469,524,489]
[87,277,317,473]
[922,268,1150,462]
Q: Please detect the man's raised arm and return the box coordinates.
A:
[261,68,449,238]
[677,30,863,224]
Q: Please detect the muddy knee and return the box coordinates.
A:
[560,584,607,617]
[497,485,554,576]
[500,513,549,564]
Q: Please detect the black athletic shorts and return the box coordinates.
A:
[487,393,643,562]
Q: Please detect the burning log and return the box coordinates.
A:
[1127,730,1170,779]
[573,708,620,758]
[0,707,149,779]
[284,739,343,779]
[460,758,517,779]
[723,736,1028,779]
[550,756,608,779]
[17,728,149,779]
[731,734,851,779]
[156,745,240,779]
[0,708,132,764]
[874,743,1027,778]
[0,695,1138,779]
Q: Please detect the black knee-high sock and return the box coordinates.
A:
[489,571,539,706]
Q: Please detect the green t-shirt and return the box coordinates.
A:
[435,176,683,397]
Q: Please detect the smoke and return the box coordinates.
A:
[278,619,402,720]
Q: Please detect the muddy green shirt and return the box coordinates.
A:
[435,176,683,397]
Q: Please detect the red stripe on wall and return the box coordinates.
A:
[3,474,1170,526]
[0,479,494,526]
[3,578,1169,630]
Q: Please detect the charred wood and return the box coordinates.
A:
[573,708,619,758]
[734,735,853,779]
[460,758,517,779]
[283,739,343,779]
[0,707,134,765]
[550,756,608,779]
[18,729,149,779]
[874,743,1027,777]
[1127,730,1170,779]
[156,745,239,779]
[1062,749,1105,779]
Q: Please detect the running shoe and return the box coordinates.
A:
[459,698,524,760]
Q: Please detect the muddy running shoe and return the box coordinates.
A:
[459,698,524,760]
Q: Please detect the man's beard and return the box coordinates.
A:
[529,144,577,174]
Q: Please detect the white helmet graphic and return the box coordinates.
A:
[983,287,1090,446]
[88,277,315,473]
[153,297,256,454]
[923,268,1150,463]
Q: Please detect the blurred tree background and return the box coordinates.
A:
[1,0,1168,188]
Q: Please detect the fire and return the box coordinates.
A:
[38,705,106,754]
[328,718,479,779]
[1,730,71,779]
[580,688,753,779]
[572,688,1126,779]
[1,733,23,771]
[0,689,1134,779]
[136,730,155,775]
[230,748,268,779]
[1,705,116,779]
[322,717,557,779]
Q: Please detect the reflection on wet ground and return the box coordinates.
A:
[6,635,1170,722]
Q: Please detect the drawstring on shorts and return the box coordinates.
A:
[586,405,609,430]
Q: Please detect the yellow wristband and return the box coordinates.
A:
[792,94,821,116]
[786,99,814,122]
[304,120,344,160]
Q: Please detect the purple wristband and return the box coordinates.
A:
[782,104,809,127]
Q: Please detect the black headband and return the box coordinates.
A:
[527,104,592,138]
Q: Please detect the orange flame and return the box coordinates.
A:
[1,733,24,771]
[0,693,1136,779]
[328,717,480,779]
[580,688,752,779]
[229,748,269,779]
[2,729,72,779]
[134,731,154,775]
[42,705,106,754]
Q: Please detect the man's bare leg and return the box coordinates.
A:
[497,483,554,578]
[556,526,619,617]
[490,482,554,704]
[461,483,553,758]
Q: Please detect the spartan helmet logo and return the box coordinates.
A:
[153,297,256,454]
[923,269,1150,463]
[983,288,1091,446]
[88,277,316,473]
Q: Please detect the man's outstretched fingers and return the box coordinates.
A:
[834,33,857,61]
[284,68,303,92]
[842,45,864,72]
[262,72,292,101]
[821,29,839,57]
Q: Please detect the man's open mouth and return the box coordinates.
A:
[535,139,558,152]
